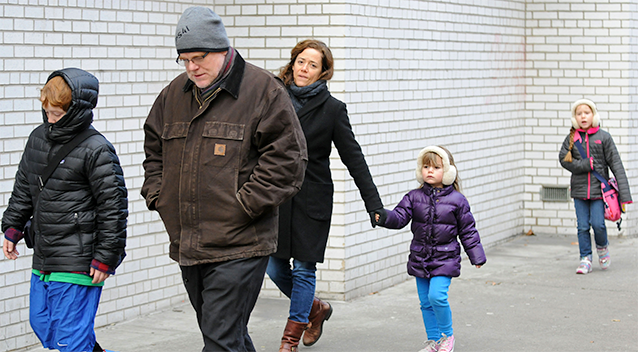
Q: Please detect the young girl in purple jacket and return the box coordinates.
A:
[375,146,486,352]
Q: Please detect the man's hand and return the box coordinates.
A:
[90,267,110,284]
[3,239,19,260]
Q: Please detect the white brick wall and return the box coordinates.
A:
[0,0,636,350]
[333,0,528,299]
[525,0,637,238]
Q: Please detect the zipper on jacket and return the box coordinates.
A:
[586,134,591,199]
[195,87,222,109]
[74,212,83,250]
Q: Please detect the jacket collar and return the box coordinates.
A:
[573,126,599,143]
[181,49,245,100]
[295,88,330,118]
[421,183,454,196]
[576,126,599,134]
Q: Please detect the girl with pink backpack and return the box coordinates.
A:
[559,98,632,274]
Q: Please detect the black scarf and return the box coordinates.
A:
[287,80,327,113]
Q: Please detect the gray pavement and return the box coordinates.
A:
[22,234,638,352]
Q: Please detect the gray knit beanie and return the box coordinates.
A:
[175,7,230,54]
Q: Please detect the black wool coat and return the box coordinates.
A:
[273,88,383,263]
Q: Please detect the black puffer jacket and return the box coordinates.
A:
[1,68,128,272]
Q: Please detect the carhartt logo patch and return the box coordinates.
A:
[214,144,226,156]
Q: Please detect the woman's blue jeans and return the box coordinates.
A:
[416,276,453,341]
[267,257,317,323]
[574,198,608,259]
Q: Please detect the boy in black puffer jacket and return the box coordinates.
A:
[2,68,127,352]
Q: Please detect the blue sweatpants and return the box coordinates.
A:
[30,273,102,352]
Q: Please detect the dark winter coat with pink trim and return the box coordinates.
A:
[381,184,486,279]
[558,127,632,205]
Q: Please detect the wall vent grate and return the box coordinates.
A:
[541,185,570,202]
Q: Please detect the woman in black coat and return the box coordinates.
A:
[268,39,384,352]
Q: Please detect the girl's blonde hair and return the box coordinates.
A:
[563,127,576,162]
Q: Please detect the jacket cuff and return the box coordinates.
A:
[91,259,116,275]
[146,194,158,211]
[4,228,24,244]
[589,158,594,170]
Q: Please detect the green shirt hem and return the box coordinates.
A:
[32,269,104,287]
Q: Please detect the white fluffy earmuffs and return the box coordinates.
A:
[571,98,600,129]
[415,146,457,186]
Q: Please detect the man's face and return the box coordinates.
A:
[180,51,227,89]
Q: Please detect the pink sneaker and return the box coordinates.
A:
[437,334,454,352]
[418,340,438,352]
[576,257,592,274]
[597,246,610,270]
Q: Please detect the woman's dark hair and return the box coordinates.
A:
[279,39,334,86]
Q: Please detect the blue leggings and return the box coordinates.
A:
[416,276,453,341]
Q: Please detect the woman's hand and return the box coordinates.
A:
[3,239,19,260]
[369,208,387,228]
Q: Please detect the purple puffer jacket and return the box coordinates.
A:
[382,184,486,279]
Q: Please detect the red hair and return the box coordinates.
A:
[40,76,72,111]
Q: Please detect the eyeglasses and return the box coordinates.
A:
[176,52,209,66]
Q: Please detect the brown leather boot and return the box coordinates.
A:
[279,319,308,352]
[302,297,333,346]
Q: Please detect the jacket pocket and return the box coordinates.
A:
[201,121,244,170]
[161,122,189,140]
[305,181,334,221]
[157,123,189,225]
[197,122,252,247]
[203,121,244,140]
[76,211,97,255]
[435,243,460,258]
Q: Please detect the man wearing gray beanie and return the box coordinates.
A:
[141,7,308,352]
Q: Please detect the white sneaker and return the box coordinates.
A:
[597,246,610,270]
[576,257,592,274]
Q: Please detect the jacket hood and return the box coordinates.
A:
[43,68,99,143]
